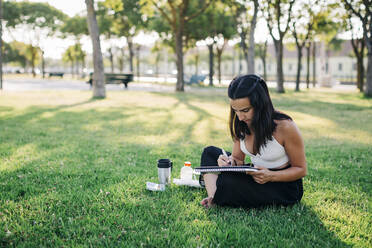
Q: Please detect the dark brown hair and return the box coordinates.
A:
[228,74,291,154]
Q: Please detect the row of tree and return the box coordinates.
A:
[1,0,371,98]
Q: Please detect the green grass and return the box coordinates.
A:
[0,88,371,247]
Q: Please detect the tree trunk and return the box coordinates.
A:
[75,59,79,77]
[356,55,364,92]
[351,38,366,92]
[312,42,316,87]
[274,40,285,93]
[306,44,310,89]
[366,48,372,97]
[262,56,267,82]
[70,60,73,76]
[30,45,36,78]
[295,45,303,92]
[41,50,45,79]
[127,37,134,73]
[362,10,372,97]
[217,49,222,84]
[82,56,86,77]
[240,31,249,73]
[0,0,2,90]
[136,45,140,81]
[208,44,214,86]
[109,47,114,73]
[247,0,258,74]
[175,30,184,91]
[238,46,243,75]
[194,53,199,76]
[232,47,235,76]
[155,57,159,78]
[119,47,125,72]
[258,41,268,81]
[85,0,105,98]
[216,39,227,84]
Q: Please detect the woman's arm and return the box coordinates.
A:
[217,139,246,166]
[247,120,307,183]
[231,139,246,166]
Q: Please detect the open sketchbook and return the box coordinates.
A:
[194,164,258,173]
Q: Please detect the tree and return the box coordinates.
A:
[351,36,366,92]
[104,0,146,74]
[3,1,66,77]
[186,48,200,76]
[135,44,141,80]
[256,40,268,81]
[60,16,89,76]
[314,5,342,88]
[61,15,89,38]
[290,0,314,91]
[212,4,237,84]
[150,41,165,78]
[62,43,86,76]
[228,0,259,75]
[262,0,296,93]
[117,46,127,72]
[186,1,237,85]
[96,2,116,73]
[62,46,75,75]
[85,0,106,98]
[348,17,366,92]
[141,0,213,91]
[339,8,366,92]
[3,41,28,70]
[25,44,41,76]
[342,0,372,97]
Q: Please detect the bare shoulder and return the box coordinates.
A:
[276,119,298,132]
[274,119,301,143]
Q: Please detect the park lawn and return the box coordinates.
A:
[0,88,371,247]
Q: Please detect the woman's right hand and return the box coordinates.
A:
[217,155,231,166]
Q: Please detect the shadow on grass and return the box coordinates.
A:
[0,92,369,246]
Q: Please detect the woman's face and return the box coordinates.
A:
[230,97,254,126]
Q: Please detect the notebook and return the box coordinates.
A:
[194,164,258,173]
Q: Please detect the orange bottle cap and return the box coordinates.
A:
[184,161,191,166]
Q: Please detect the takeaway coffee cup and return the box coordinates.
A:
[157,159,172,185]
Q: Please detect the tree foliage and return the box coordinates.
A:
[3,41,27,67]
[3,1,67,77]
[60,15,89,38]
[3,1,66,31]
[140,0,213,91]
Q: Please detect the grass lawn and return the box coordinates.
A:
[0,87,371,247]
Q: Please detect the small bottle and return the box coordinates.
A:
[180,161,193,180]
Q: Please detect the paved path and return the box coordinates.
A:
[2,78,178,92]
[2,78,357,93]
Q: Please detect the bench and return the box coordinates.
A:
[87,73,134,88]
[48,72,64,78]
[184,74,206,85]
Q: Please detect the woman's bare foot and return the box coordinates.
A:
[200,196,215,208]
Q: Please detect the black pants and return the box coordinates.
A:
[200,146,303,208]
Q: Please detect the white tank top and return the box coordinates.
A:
[240,137,289,169]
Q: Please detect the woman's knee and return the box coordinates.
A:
[203,145,218,153]
[201,146,220,163]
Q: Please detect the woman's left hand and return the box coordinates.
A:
[246,166,273,184]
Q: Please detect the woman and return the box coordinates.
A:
[200,74,306,208]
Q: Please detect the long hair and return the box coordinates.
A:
[228,74,291,154]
